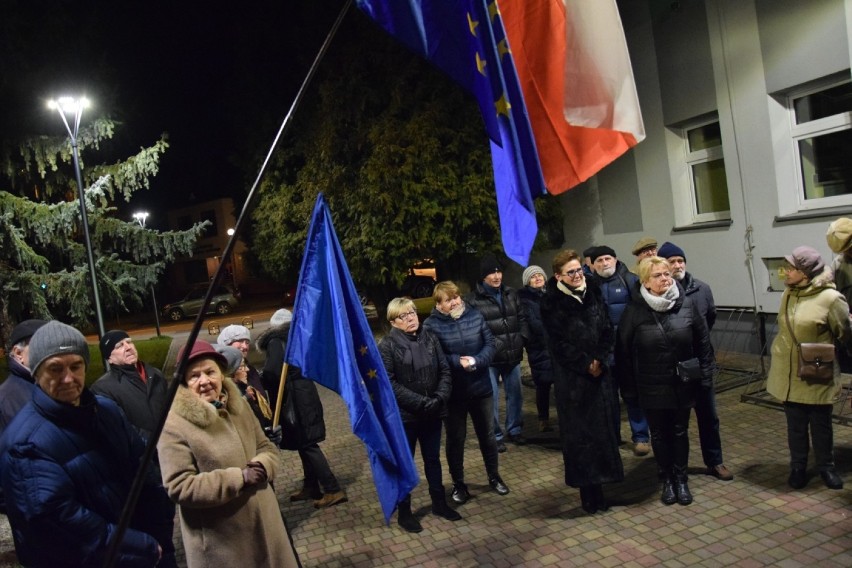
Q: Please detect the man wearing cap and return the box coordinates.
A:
[91,330,171,445]
[466,254,530,452]
[0,319,47,438]
[631,237,658,274]
[588,246,651,456]
[0,321,175,567]
[657,241,732,481]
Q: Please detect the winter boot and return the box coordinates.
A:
[660,477,677,505]
[430,488,462,521]
[397,496,423,533]
[673,467,693,506]
[290,480,322,502]
[579,486,597,514]
[591,484,609,512]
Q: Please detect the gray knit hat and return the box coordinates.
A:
[522,265,546,287]
[214,344,244,376]
[27,321,90,375]
[217,324,251,347]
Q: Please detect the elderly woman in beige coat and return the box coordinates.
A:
[767,246,852,492]
[158,340,299,568]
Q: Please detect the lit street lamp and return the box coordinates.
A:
[48,96,106,341]
[132,211,162,338]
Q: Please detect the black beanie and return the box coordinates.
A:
[99,330,130,360]
[478,254,503,281]
[588,246,617,263]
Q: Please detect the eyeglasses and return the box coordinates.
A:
[562,268,583,278]
[395,311,417,321]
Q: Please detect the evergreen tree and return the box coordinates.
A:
[0,117,207,345]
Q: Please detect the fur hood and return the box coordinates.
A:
[256,324,290,353]
[171,377,243,429]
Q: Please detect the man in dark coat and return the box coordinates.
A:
[466,254,530,452]
[658,241,731,481]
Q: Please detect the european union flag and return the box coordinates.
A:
[284,194,419,524]
[355,0,545,266]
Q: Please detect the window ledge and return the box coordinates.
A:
[774,207,852,223]
[671,219,733,232]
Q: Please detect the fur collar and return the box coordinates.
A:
[256,324,290,352]
[171,377,243,429]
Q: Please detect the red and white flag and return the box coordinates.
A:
[502,0,645,195]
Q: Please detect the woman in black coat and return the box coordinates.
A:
[257,309,348,509]
[615,257,714,506]
[518,265,555,432]
[541,250,624,514]
[378,297,460,533]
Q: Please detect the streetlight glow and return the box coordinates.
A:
[47,96,91,112]
[227,227,235,236]
[133,211,149,228]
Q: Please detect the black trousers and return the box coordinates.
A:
[784,402,835,471]
[644,407,691,478]
[299,443,341,493]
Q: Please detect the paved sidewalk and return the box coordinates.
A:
[3,373,851,566]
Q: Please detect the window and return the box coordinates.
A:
[683,120,730,220]
[789,81,852,205]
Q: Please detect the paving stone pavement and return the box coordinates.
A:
[2,378,852,566]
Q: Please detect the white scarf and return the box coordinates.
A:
[557,279,586,303]
[641,282,680,312]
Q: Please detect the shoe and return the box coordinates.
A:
[820,469,844,490]
[579,486,597,514]
[633,442,651,456]
[539,419,554,433]
[674,479,693,506]
[496,440,507,453]
[313,491,348,509]
[431,501,462,521]
[592,485,609,512]
[397,499,423,533]
[788,468,808,490]
[290,487,322,502]
[489,476,510,495]
[660,479,677,506]
[451,483,470,504]
[508,434,527,446]
[708,464,734,481]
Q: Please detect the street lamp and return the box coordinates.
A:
[132,211,162,338]
[47,96,106,341]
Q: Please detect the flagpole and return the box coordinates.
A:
[103,1,353,565]
[273,362,290,428]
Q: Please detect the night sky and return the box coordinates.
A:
[1,0,347,229]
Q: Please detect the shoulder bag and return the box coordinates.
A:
[652,313,702,384]
[783,297,835,383]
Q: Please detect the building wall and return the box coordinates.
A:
[539,0,852,315]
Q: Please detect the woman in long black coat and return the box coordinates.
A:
[541,249,624,514]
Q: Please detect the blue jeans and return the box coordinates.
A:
[489,364,523,440]
[445,395,500,482]
[693,383,724,467]
[610,372,649,443]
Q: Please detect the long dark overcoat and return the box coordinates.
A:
[540,277,624,488]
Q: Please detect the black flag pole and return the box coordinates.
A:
[103,1,353,565]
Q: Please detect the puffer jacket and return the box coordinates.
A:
[378,326,452,423]
[597,260,639,329]
[680,272,717,330]
[422,305,496,401]
[517,285,554,385]
[0,388,168,568]
[766,268,852,405]
[466,282,528,367]
[615,282,715,410]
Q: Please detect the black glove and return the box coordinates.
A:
[422,397,441,418]
[242,461,268,487]
[264,425,283,446]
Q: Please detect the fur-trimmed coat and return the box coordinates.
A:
[540,277,624,488]
[157,378,298,568]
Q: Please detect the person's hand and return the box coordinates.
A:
[422,397,441,417]
[242,461,267,487]
[460,356,477,371]
[264,425,283,446]
[588,359,603,378]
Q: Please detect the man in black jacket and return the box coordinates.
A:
[466,254,530,452]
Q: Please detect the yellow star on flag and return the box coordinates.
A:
[467,13,478,36]
[359,345,368,356]
[488,1,501,21]
[495,93,511,117]
[367,369,378,380]
[498,38,510,59]
[476,52,487,75]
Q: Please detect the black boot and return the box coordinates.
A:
[591,484,609,512]
[397,496,423,533]
[673,467,693,506]
[579,486,597,514]
[660,478,677,505]
[430,488,462,521]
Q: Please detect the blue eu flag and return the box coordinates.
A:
[284,194,419,524]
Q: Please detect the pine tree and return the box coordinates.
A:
[0,116,207,345]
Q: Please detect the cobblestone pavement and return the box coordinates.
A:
[3,378,852,566]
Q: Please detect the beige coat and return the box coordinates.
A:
[158,377,298,568]
[766,270,852,405]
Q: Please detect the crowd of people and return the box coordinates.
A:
[2,220,851,564]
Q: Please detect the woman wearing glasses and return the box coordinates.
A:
[615,256,714,507]
[379,298,460,532]
[541,249,624,514]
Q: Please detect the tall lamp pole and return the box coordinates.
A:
[132,211,162,338]
[47,96,106,341]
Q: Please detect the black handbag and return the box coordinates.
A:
[652,313,703,385]
[784,299,835,382]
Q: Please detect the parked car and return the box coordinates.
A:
[400,259,436,299]
[161,285,240,321]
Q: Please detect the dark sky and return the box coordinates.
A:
[1,0,347,229]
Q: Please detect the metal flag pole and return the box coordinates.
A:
[103,1,353,565]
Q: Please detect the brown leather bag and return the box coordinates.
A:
[797,342,835,382]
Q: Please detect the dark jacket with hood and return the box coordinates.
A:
[257,324,326,450]
[90,361,170,443]
[466,282,529,368]
[679,272,717,330]
[378,326,453,423]
[541,276,623,488]
[517,285,553,385]
[422,305,496,402]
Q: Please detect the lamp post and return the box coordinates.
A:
[48,96,106,341]
[132,211,162,338]
[226,228,239,291]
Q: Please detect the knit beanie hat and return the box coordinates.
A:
[8,319,47,349]
[826,217,852,253]
[521,265,546,286]
[478,254,503,281]
[588,246,617,263]
[213,344,243,376]
[99,329,130,360]
[217,324,251,347]
[28,321,90,375]
[270,308,293,327]
[657,241,686,261]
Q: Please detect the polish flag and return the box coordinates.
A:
[501,0,646,195]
